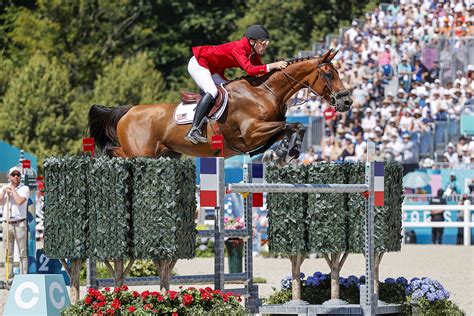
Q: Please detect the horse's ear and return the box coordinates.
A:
[321,49,333,63]
[329,49,339,60]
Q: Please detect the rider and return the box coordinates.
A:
[185,25,288,144]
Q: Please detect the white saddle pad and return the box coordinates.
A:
[173,85,228,125]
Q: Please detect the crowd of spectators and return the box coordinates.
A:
[288,0,474,166]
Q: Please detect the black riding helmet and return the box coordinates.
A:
[244,25,270,40]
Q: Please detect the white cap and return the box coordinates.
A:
[414,109,421,114]
[7,166,21,176]
[448,142,454,148]
[366,107,373,112]
[435,79,441,84]
[398,88,405,93]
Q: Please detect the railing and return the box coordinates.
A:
[402,204,474,246]
[404,194,474,203]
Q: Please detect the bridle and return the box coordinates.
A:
[263,61,351,112]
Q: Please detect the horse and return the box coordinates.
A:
[88,49,352,165]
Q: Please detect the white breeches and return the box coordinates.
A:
[188,56,226,98]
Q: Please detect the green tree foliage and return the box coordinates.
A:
[93,52,165,106]
[0,54,81,158]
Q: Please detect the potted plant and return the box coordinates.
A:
[224,216,245,273]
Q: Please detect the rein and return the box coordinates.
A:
[262,61,350,113]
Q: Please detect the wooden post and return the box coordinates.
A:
[153,259,178,292]
[289,254,305,301]
[60,259,83,304]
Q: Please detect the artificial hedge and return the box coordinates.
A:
[44,156,91,259]
[43,156,196,261]
[266,164,307,255]
[132,158,196,259]
[266,161,403,256]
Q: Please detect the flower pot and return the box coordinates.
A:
[225,238,244,273]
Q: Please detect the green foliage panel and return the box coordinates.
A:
[132,158,196,259]
[307,163,348,253]
[89,157,133,260]
[266,165,308,255]
[266,162,403,256]
[44,157,91,259]
[44,156,196,260]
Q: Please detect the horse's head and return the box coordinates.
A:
[311,49,352,112]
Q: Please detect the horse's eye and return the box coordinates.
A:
[325,72,333,79]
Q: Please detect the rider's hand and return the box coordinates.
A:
[268,61,288,71]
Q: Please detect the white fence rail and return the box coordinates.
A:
[402,204,474,246]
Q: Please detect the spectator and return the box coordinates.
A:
[0,166,30,285]
[456,135,468,155]
[429,188,446,245]
[443,143,458,166]
[361,108,376,131]
[398,57,413,92]
[303,146,317,165]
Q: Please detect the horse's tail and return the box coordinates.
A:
[88,104,131,154]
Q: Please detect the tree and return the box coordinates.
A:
[0,54,81,158]
[92,52,165,106]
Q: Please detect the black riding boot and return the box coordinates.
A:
[185,93,215,144]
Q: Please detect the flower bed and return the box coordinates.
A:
[265,272,464,315]
[63,285,247,315]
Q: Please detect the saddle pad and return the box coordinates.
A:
[174,84,228,125]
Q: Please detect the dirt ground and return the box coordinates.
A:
[0,245,472,315]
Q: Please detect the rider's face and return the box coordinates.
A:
[252,39,269,54]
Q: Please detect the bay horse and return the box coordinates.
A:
[88,49,352,164]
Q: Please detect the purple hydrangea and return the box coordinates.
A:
[406,277,450,304]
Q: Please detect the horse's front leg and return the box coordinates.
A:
[286,122,306,159]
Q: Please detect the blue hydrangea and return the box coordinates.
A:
[313,271,322,278]
[426,292,436,302]
[305,276,320,287]
[412,289,423,300]
[319,273,329,281]
[280,276,292,290]
[421,284,430,293]
[359,275,366,283]
[347,275,359,285]
[384,277,396,284]
[410,277,420,283]
[299,272,305,279]
[339,277,347,287]
[396,277,408,285]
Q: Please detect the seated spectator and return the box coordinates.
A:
[339,140,356,161]
[456,136,469,154]
[361,108,377,131]
[400,134,418,164]
[443,143,458,166]
[303,146,317,165]
[399,109,414,132]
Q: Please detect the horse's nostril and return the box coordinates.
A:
[344,98,353,106]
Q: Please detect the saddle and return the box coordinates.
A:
[180,85,227,117]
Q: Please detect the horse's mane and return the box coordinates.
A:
[225,55,319,87]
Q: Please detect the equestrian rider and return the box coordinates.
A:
[185,25,288,144]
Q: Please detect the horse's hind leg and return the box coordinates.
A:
[109,146,128,158]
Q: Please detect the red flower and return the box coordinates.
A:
[128,306,136,313]
[97,294,106,302]
[113,287,121,293]
[87,288,96,296]
[182,293,194,306]
[111,298,121,309]
[98,302,106,307]
[172,313,178,316]
[201,291,212,301]
[141,290,150,300]
[157,295,164,302]
[132,291,140,298]
[169,290,179,300]
[222,293,229,302]
[84,296,92,305]
[121,285,129,291]
[144,303,152,310]
[104,287,110,292]
[205,287,213,292]
[187,286,196,291]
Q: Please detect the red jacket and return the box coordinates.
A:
[192,37,267,78]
